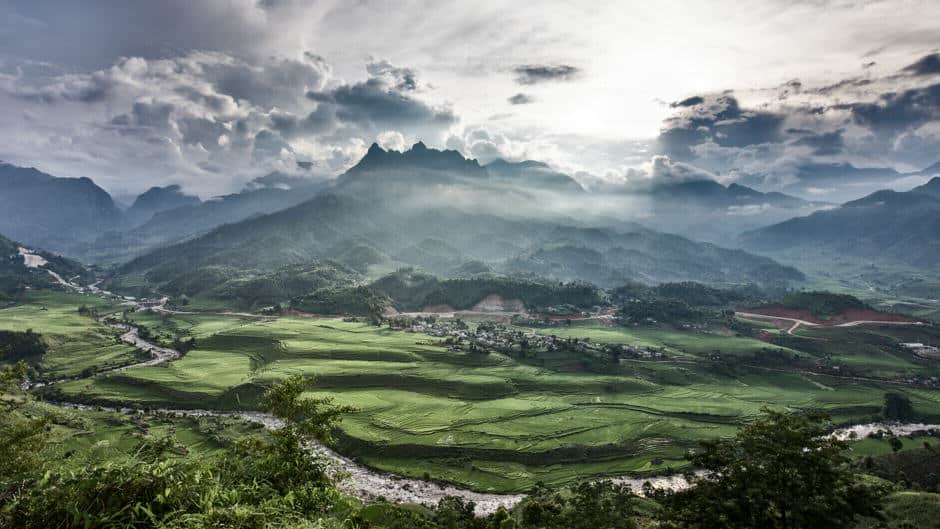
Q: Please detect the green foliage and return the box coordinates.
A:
[774,291,870,318]
[518,481,638,529]
[659,409,885,529]
[292,285,392,317]
[0,362,49,502]
[0,373,356,529]
[261,374,355,446]
[140,262,359,310]
[0,328,46,363]
[855,445,940,491]
[652,282,761,307]
[370,269,604,312]
[618,299,703,326]
[883,393,915,421]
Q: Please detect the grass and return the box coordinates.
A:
[542,321,798,359]
[35,308,940,493]
[855,491,940,528]
[0,292,140,379]
[27,400,269,468]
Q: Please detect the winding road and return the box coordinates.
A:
[15,248,940,514]
[736,311,923,335]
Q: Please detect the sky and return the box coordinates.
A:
[1,0,940,198]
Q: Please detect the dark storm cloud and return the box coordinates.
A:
[791,128,845,155]
[208,54,331,110]
[268,105,336,138]
[308,77,456,131]
[657,94,785,159]
[507,93,534,105]
[834,82,940,137]
[0,0,289,69]
[901,53,940,76]
[512,64,580,85]
[670,96,704,108]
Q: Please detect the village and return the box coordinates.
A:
[385,315,668,365]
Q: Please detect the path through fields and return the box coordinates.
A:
[736,311,923,335]
[19,270,939,514]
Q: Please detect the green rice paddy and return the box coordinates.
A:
[17,304,936,493]
[0,292,140,379]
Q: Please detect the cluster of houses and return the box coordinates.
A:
[389,316,666,362]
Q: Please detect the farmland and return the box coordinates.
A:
[26,302,940,493]
[0,291,141,380]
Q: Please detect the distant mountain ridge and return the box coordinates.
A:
[740,176,940,269]
[117,145,804,291]
[125,185,201,227]
[0,162,330,263]
[0,163,123,255]
[8,147,933,271]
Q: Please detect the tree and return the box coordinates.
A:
[889,436,904,453]
[660,409,883,529]
[516,480,637,529]
[882,392,914,421]
[0,362,49,502]
[433,497,482,529]
[225,374,356,493]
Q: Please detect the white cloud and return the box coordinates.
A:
[376,130,406,152]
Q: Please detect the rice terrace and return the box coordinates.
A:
[8,281,940,496]
[4,3,940,527]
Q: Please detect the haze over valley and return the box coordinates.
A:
[2,2,940,528]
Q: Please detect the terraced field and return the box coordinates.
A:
[39,311,940,492]
[0,292,140,380]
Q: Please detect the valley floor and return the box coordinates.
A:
[4,291,940,494]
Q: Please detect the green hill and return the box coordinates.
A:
[115,145,803,294]
[741,177,940,270]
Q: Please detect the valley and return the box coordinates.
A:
[2,127,940,529]
[7,283,939,496]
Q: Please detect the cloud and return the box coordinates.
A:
[670,96,704,108]
[309,77,457,134]
[834,82,940,138]
[902,53,940,76]
[512,64,580,85]
[376,130,406,152]
[615,155,718,189]
[650,54,940,200]
[366,59,419,91]
[657,94,785,160]
[790,128,845,155]
[0,49,459,195]
[0,0,315,69]
[507,93,534,105]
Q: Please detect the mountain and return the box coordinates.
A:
[125,185,201,227]
[0,163,123,255]
[917,159,940,178]
[648,179,814,210]
[735,162,905,203]
[740,177,940,270]
[0,233,91,299]
[608,178,827,245]
[484,159,585,193]
[74,173,330,264]
[117,144,804,292]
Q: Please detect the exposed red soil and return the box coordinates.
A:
[746,306,915,326]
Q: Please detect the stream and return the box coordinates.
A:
[16,249,940,515]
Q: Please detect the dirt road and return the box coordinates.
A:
[736,311,923,335]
